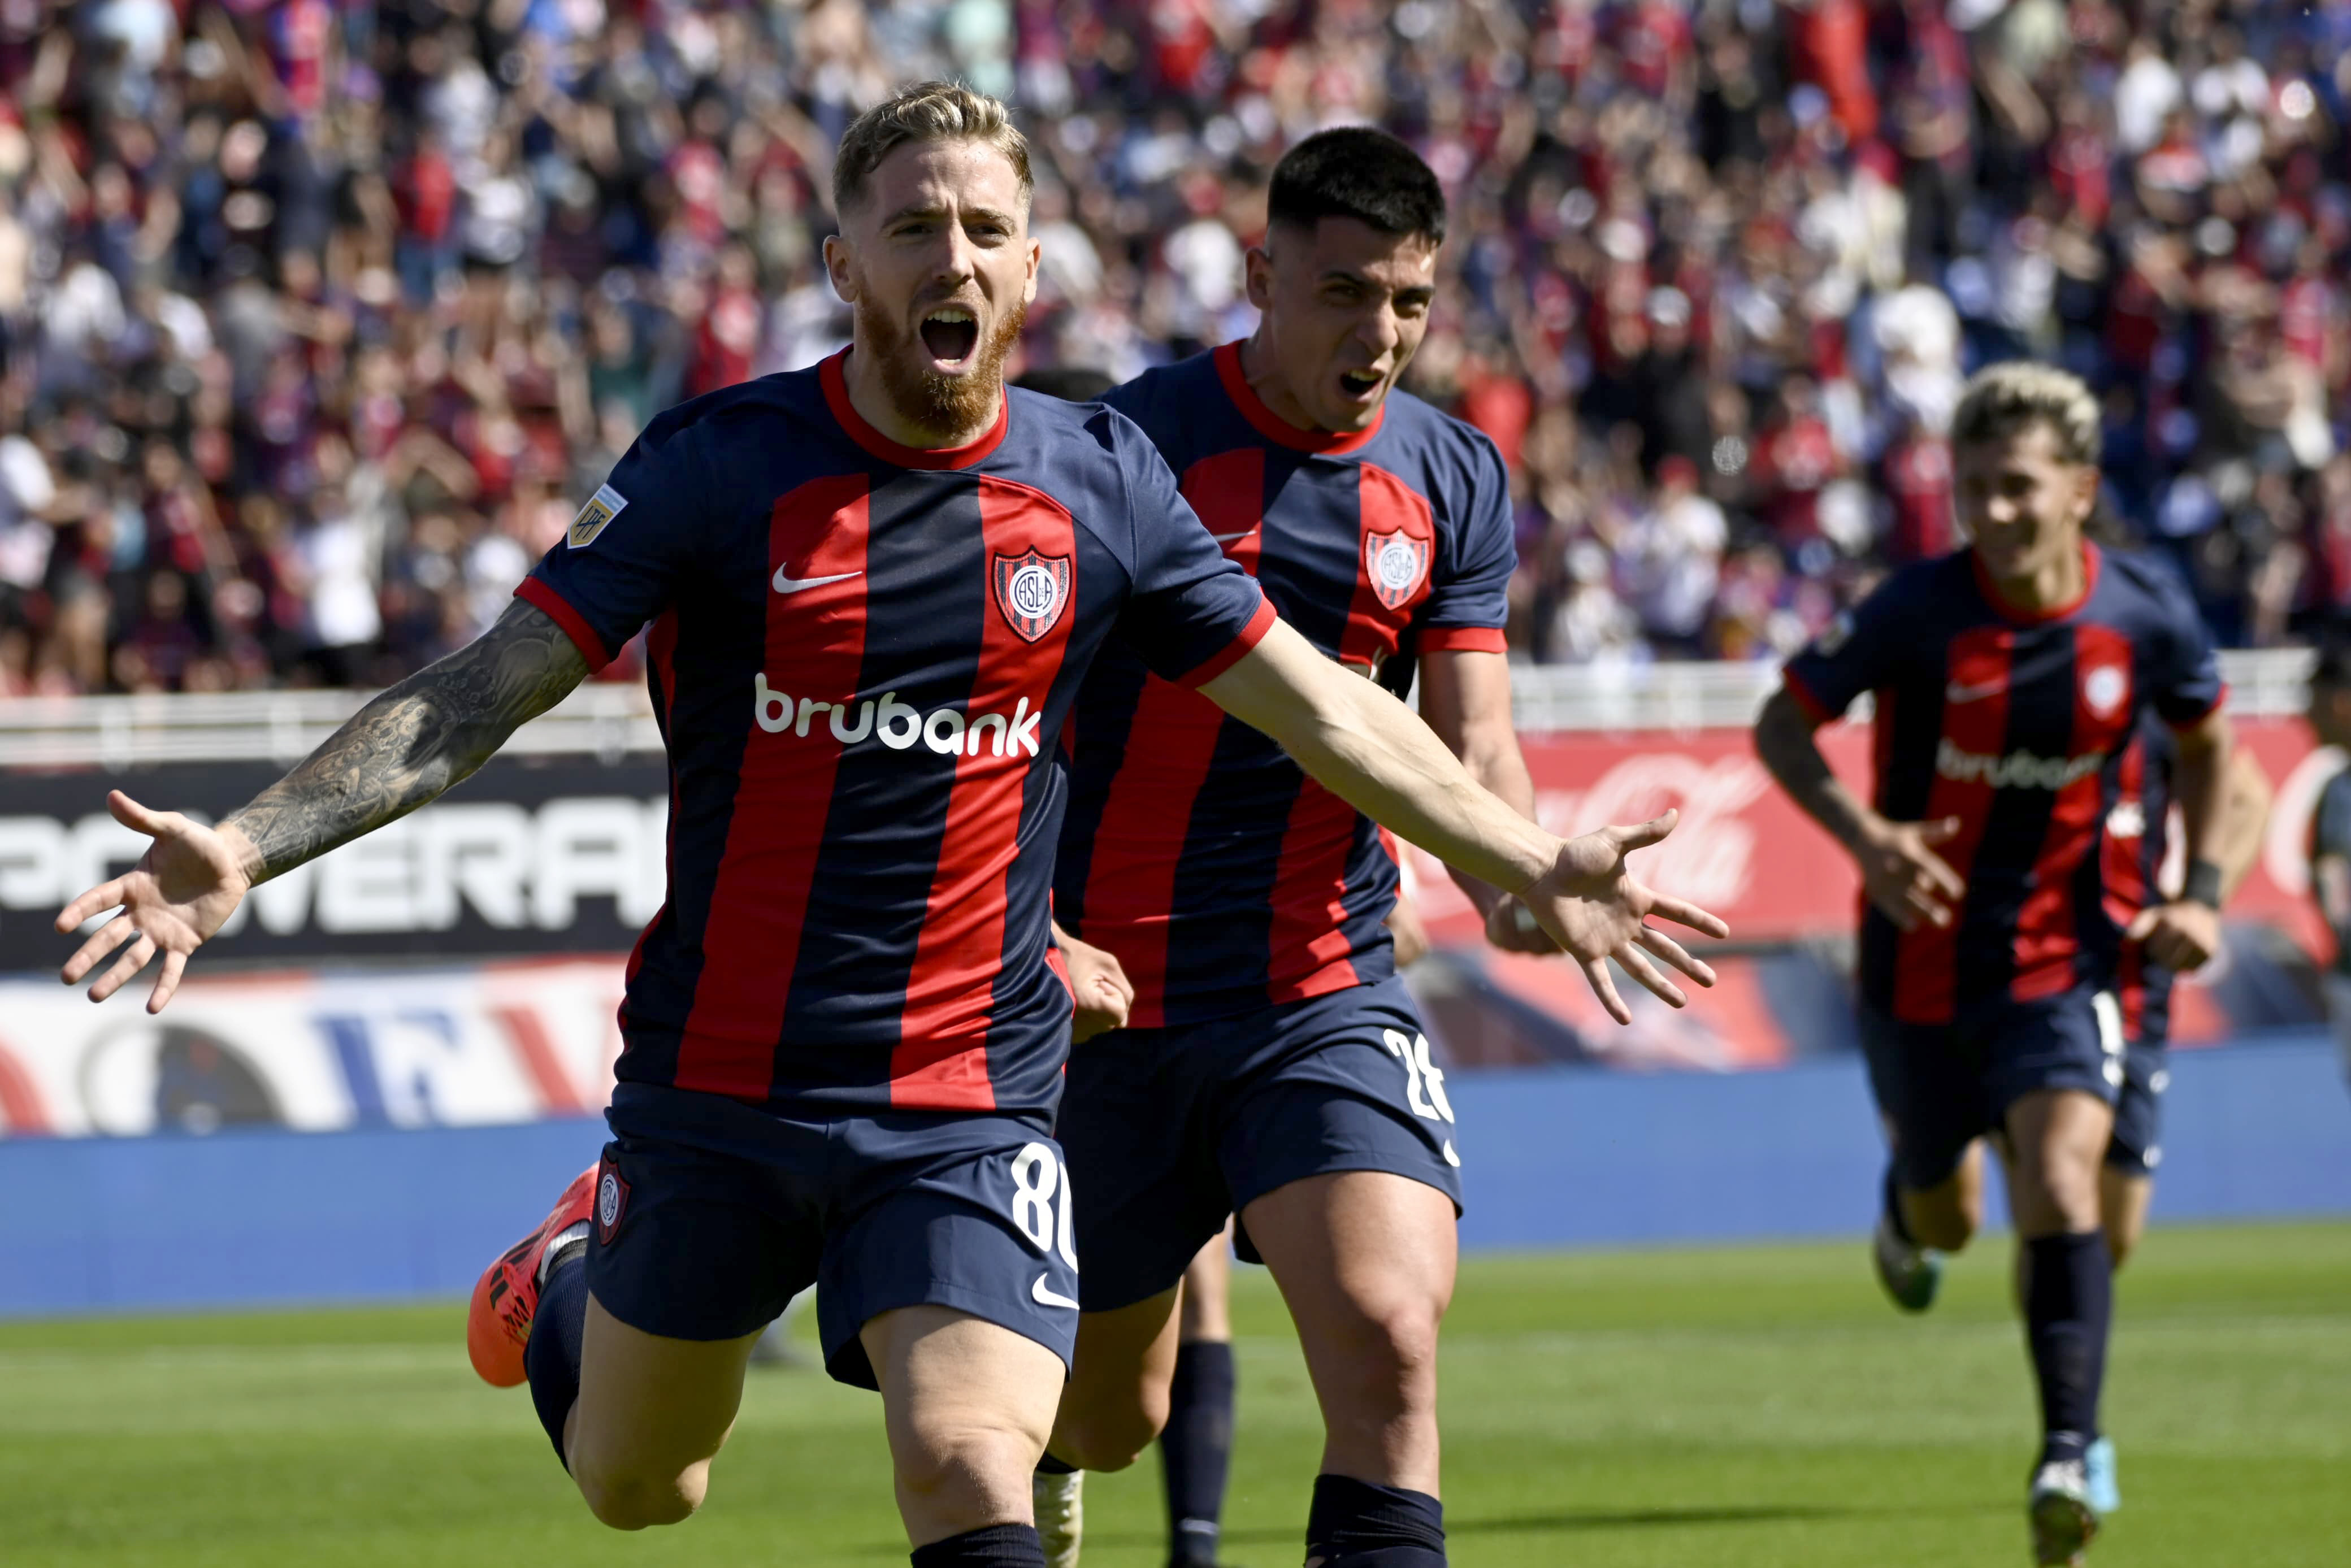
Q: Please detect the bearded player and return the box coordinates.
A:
[1035,129,1556,1568]
[1754,362,2231,1566]
[57,85,1729,1568]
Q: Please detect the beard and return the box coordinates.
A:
[854,292,1027,443]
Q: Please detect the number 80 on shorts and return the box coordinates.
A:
[1009,1142,1079,1271]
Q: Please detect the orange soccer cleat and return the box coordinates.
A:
[466,1165,600,1388]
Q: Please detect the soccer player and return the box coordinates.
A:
[1037,129,1554,1568]
[1753,361,2232,1566]
[56,85,1726,1568]
[2302,640,2351,1086]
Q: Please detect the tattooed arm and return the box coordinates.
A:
[55,600,591,1012]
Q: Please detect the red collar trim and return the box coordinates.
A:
[820,348,1008,470]
[1970,541,2100,625]
[1213,341,1384,454]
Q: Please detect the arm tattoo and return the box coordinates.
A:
[223,600,592,883]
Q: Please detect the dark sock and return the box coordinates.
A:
[1305,1473,1446,1567]
[523,1245,590,1470]
[910,1523,1046,1567]
[1034,1452,1078,1476]
[1160,1340,1236,1566]
[1882,1162,1917,1245]
[2023,1231,2112,1466]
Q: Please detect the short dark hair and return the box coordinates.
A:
[1266,128,1446,246]
[1013,366,1117,402]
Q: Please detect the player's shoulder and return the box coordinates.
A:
[1858,551,1975,618]
[1099,350,1225,442]
[1373,385,1504,475]
[2093,545,2201,628]
[642,366,827,447]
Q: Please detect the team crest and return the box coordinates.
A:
[594,1158,630,1246]
[994,550,1072,642]
[2083,664,2130,719]
[567,484,628,549]
[1364,530,1431,611]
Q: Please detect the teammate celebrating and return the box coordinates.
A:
[1038,129,1553,1568]
[1754,361,2232,1567]
[55,86,1726,1568]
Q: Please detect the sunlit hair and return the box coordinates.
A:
[1950,360,2101,468]
[832,80,1033,216]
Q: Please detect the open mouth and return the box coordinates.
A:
[1338,368,1385,400]
[919,306,981,367]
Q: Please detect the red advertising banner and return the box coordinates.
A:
[1403,716,2342,962]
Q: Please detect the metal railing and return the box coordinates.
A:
[0,649,2318,767]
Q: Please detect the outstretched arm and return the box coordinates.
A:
[1416,646,1554,953]
[1199,618,1728,1022]
[57,600,591,1010]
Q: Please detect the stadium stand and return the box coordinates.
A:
[0,0,2345,698]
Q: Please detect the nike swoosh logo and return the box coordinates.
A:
[1031,1275,1080,1310]
[1946,680,2006,703]
[773,568,862,594]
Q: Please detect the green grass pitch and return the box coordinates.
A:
[2,1222,2344,1567]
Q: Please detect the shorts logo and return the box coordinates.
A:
[595,1160,630,1246]
[994,550,1072,643]
[567,484,628,549]
[1364,531,1430,610]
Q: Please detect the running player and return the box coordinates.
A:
[1038,129,1555,1568]
[2302,640,2351,1086]
[1753,361,2232,1566]
[57,85,1727,1568]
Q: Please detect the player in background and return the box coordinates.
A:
[1037,129,1555,1568]
[1753,361,2231,1567]
[57,85,1727,1568]
[2301,640,2351,1088]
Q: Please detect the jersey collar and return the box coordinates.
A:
[1970,540,2101,626]
[821,348,1009,470]
[1213,341,1384,455]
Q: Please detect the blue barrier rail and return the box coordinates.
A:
[3,1038,2345,1318]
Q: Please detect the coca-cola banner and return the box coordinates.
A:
[1401,716,2341,961]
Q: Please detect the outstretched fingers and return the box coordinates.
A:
[62,911,138,986]
[55,877,130,936]
[1643,891,1730,940]
[1607,808,1681,855]
[149,950,190,1015]
[1579,955,1632,1026]
[86,932,158,1004]
[1637,924,1716,987]
[1614,944,1687,1008]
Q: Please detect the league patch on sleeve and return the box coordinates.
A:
[567,484,629,549]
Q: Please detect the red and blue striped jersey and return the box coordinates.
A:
[2101,716,2177,1045]
[516,350,1272,1116]
[1054,344,1516,1026]
[1780,544,2223,1025]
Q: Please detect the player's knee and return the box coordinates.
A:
[573,1460,704,1531]
[1903,1187,1976,1252]
[1053,1383,1166,1472]
[1336,1295,1443,1408]
[895,1420,1043,1506]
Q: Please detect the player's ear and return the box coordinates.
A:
[823,232,858,305]
[1023,235,1041,306]
[1243,244,1276,312]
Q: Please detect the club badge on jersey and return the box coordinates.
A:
[994,550,1073,642]
[1365,530,1432,610]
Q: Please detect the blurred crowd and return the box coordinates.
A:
[1,0,2349,694]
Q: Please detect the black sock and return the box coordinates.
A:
[1034,1452,1078,1476]
[1160,1340,1236,1566]
[523,1245,590,1471]
[1305,1473,1446,1567]
[1882,1162,1916,1245]
[2023,1231,2111,1466]
[910,1523,1045,1566]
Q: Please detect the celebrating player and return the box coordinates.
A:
[55,85,1725,1568]
[1035,129,1553,1568]
[1753,361,2232,1567]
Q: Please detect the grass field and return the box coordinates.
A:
[2,1222,2344,1567]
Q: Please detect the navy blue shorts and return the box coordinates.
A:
[1057,975,1464,1314]
[1858,985,2124,1192]
[586,1083,1082,1391]
[2105,1039,2167,1178]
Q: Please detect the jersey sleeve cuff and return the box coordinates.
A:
[1779,668,1835,728]
[1416,626,1509,654]
[514,577,614,674]
[2163,685,2228,729]
[1174,596,1279,688]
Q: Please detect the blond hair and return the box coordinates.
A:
[1950,360,2101,468]
[832,81,1033,216]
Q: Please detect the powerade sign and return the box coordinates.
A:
[0,760,668,965]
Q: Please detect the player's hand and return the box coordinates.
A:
[54,791,253,1014]
[1482,893,1563,954]
[1387,896,1431,968]
[1519,810,1730,1024]
[1060,931,1135,1043]
[2126,899,2222,973]
[1856,814,1967,932]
